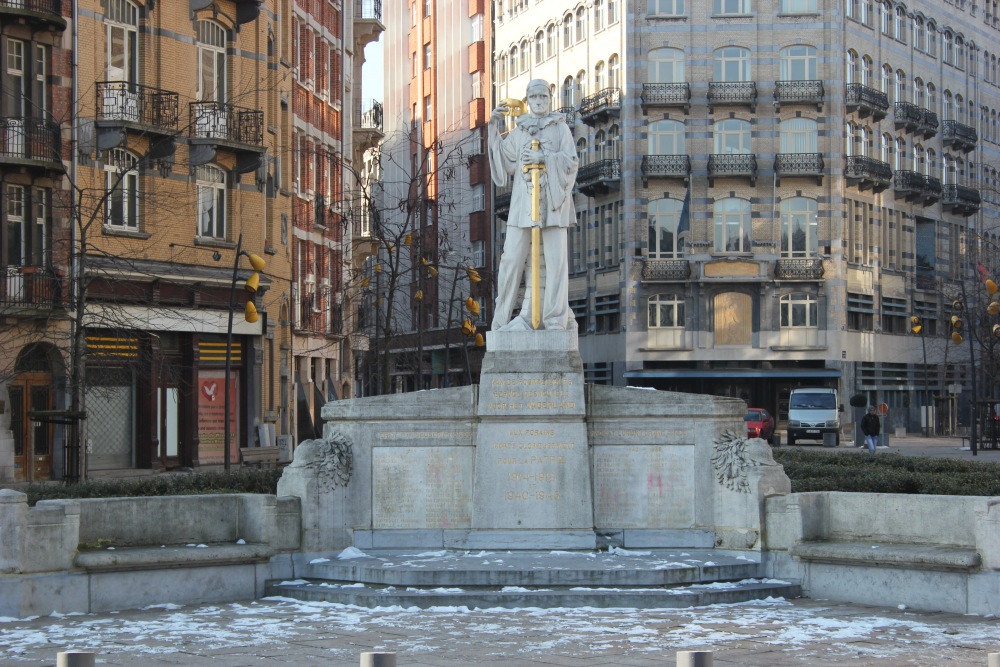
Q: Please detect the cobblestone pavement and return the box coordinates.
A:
[1,595,998,666]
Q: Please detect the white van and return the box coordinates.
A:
[786,387,840,446]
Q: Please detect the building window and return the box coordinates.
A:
[593,0,604,30]
[6,185,26,266]
[713,198,751,253]
[713,118,751,154]
[562,76,575,106]
[534,31,544,64]
[847,292,875,330]
[424,95,432,119]
[570,298,588,331]
[780,197,818,258]
[196,20,227,102]
[780,117,818,153]
[648,197,687,259]
[196,164,227,239]
[472,240,485,267]
[881,296,908,333]
[519,39,528,73]
[780,0,816,12]
[471,184,485,211]
[714,0,750,14]
[563,13,572,48]
[608,54,620,87]
[779,45,816,80]
[649,119,686,155]
[649,48,685,83]
[607,0,619,24]
[651,0,686,15]
[649,294,685,327]
[106,0,139,84]
[470,13,484,41]
[423,43,431,69]
[575,7,586,42]
[104,148,139,230]
[780,293,819,328]
[714,46,751,81]
[595,294,620,333]
[546,25,556,58]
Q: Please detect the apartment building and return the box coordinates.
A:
[0,2,72,482]
[366,0,491,394]
[290,0,383,430]
[494,0,999,432]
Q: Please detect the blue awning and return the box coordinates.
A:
[624,369,842,379]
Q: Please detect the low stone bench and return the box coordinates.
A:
[789,541,982,571]
[75,543,275,572]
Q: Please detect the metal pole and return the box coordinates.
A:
[57,652,95,667]
[921,327,930,437]
[677,650,713,667]
[224,232,243,471]
[360,652,396,667]
[961,280,978,456]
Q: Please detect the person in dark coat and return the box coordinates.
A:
[861,406,881,453]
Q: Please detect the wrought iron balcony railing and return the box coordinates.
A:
[555,105,577,126]
[641,154,691,179]
[920,108,939,137]
[579,87,622,124]
[356,0,382,21]
[893,170,927,198]
[189,101,264,147]
[774,153,824,183]
[707,81,757,110]
[923,175,943,202]
[576,158,621,196]
[845,83,889,120]
[941,184,981,215]
[97,82,179,131]
[894,102,922,130]
[845,155,892,191]
[642,259,691,282]
[0,0,64,26]
[707,153,757,185]
[355,99,383,132]
[1,266,64,309]
[0,117,61,165]
[775,258,824,280]
[941,120,978,152]
[773,80,824,109]
[494,183,512,220]
[640,83,691,111]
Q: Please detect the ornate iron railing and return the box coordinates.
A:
[707,81,757,108]
[1,267,64,308]
[97,81,179,130]
[774,153,823,176]
[356,0,382,21]
[773,80,824,106]
[775,258,824,280]
[642,259,691,281]
[641,154,691,178]
[0,0,61,17]
[579,87,622,120]
[894,101,922,128]
[356,99,383,132]
[0,117,61,163]
[845,155,893,184]
[556,105,577,126]
[640,83,691,107]
[189,102,264,146]
[893,169,926,193]
[707,153,757,178]
[577,158,621,186]
[941,184,981,213]
[923,175,943,201]
[845,83,889,117]
[941,120,978,150]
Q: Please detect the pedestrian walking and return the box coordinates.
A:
[861,406,881,453]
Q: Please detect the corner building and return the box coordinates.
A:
[494,0,998,432]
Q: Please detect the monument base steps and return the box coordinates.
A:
[265,549,801,609]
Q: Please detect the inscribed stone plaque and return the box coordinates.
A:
[592,445,694,528]
[372,447,473,529]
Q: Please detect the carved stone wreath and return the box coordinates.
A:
[711,429,773,494]
[288,431,354,490]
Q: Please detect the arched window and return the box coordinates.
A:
[914,16,925,51]
[713,118,751,153]
[648,294,685,328]
[104,148,139,230]
[648,198,687,259]
[546,24,556,58]
[519,39,528,73]
[576,137,587,163]
[881,1,891,34]
[779,118,818,153]
[926,148,936,176]
[914,142,925,172]
[943,90,954,120]
[575,7,586,42]
[713,198,751,253]
[562,76,575,106]
[943,154,955,184]
[880,132,892,164]
[956,36,966,69]
[779,45,816,80]
[895,6,906,40]
[881,64,893,95]
[927,23,938,57]
[895,136,907,169]
[594,61,606,92]
[576,69,587,99]
[846,50,859,84]
[593,0,604,30]
[861,55,874,85]
[196,164,227,239]
[845,122,856,155]
[649,48,685,83]
[595,129,607,159]
[913,78,925,107]
[607,123,620,159]
[562,13,572,48]
[534,31,544,65]
[509,46,518,76]
[649,119,686,154]
[196,20,227,102]
[927,83,936,114]
[608,54,620,87]
[895,69,906,102]
[780,197,818,258]
[607,0,619,23]
[714,46,751,82]
[497,54,507,82]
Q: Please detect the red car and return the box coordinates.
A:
[745,408,776,441]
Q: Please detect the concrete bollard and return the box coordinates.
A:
[56,652,96,667]
[987,653,999,667]
[360,651,397,667]
[677,650,713,667]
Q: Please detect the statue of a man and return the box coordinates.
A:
[488,79,579,331]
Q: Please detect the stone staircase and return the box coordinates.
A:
[266,548,801,609]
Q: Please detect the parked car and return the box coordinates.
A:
[745,408,776,441]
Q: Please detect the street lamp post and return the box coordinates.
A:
[223,232,266,470]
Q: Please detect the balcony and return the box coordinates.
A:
[190,0,260,26]
[1,266,65,314]
[579,87,622,126]
[556,105,577,127]
[893,170,927,201]
[941,184,981,215]
[920,108,939,137]
[0,117,62,173]
[773,80,824,111]
[897,103,940,138]
[641,154,690,181]
[0,0,66,30]
[494,184,512,220]
[95,82,179,159]
[640,83,690,113]
[188,101,265,173]
[707,153,757,186]
[923,175,943,203]
[845,83,889,121]
[576,158,621,197]
[707,81,756,112]
[774,153,823,185]
[354,0,385,49]
[642,259,691,282]
[775,258,824,280]
[354,99,384,154]
[941,120,977,152]
[845,155,892,192]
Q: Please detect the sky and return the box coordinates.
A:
[363,42,384,103]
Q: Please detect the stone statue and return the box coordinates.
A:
[488,79,579,331]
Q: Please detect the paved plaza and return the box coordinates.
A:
[1,594,998,666]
